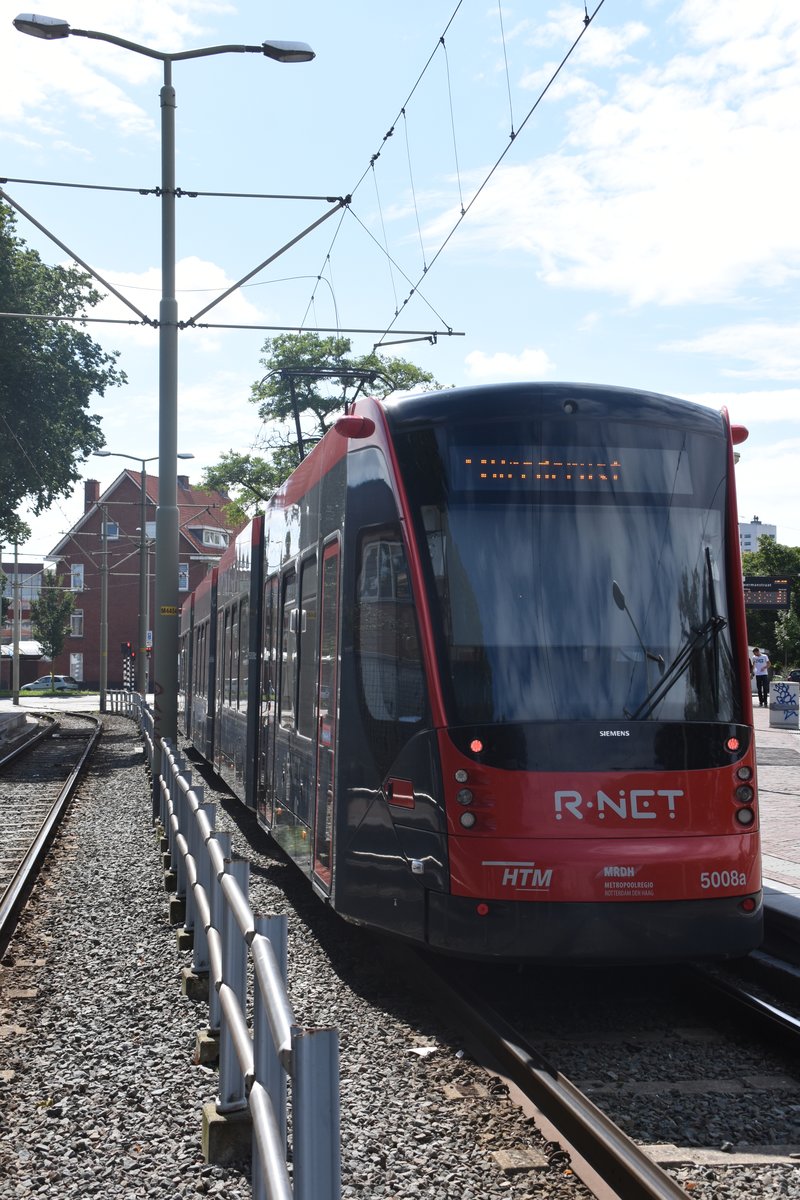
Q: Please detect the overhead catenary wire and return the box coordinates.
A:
[301,0,606,349]
[497,0,516,139]
[441,36,466,216]
[372,0,608,348]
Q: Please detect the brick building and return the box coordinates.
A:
[0,559,44,641]
[46,472,238,688]
[0,560,46,689]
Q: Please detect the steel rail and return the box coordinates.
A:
[688,962,800,1049]
[0,713,55,768]
[0,715,102,953]
[416,957,687,1200]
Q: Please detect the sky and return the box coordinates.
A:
[2,0,800,559]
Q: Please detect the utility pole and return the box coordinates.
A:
[12,541,21,704]
[99,505,108,712]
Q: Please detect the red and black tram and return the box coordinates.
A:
[180,382,762,960]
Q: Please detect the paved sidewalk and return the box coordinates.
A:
[751,701,800,945]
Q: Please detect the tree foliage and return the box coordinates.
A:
[0,202,126,543]
[202,332,441,519]
[741,535,800,666]
[774,608,800,671]
[30,569,75,668]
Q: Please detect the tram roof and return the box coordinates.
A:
[378,381,726,435]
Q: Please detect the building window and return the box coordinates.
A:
[202,528,229,548]
[70,610,84,637]
[178,563,189,592]
[70,563,84,591]
[103,521,120,540]
[70,652,83,681]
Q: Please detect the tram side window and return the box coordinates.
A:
[263,579,277,711]
[297,556,318,738]
[217,611,226,708]
[280,572,297,727]
[356,533,425,730]
[239,598,249,707]
[230,603,239,708]
[194,625,204,697]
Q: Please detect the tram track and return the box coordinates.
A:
[0,712,102,956]
[403,949,800,1199]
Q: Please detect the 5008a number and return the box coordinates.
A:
[700,870,747,889]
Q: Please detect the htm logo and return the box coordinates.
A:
[483,861,553,890]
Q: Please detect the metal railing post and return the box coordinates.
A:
[218,857,250,1112]
[208,831,231,1034]
[182,781,204,934]
[254,915,288,1150]
[293,1025,341,1200]
[191,801,215,974]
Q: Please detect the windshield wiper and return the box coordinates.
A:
[626,614,727,719]
[626,549,727,720]
[612,581,665,679]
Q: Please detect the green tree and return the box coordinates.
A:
[774,608,800,672]
[30,570,74,679]
[0,202,126,544]
[741,536,800,659]
[203,332,441,519]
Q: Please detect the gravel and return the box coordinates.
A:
[1,713,798,1199]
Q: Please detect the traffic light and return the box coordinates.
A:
[121,641,131,659]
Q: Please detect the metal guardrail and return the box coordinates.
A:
[106,689,140,717]
[127,698,341,1199]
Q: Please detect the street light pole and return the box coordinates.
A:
[16,13,315,748]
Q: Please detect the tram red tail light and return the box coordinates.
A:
[476,903,490,917]
[725,737,740,752]
[740,897,757,913]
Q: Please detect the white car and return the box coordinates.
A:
[20,675,81,692]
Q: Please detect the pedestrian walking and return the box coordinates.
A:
[752,647,771,707]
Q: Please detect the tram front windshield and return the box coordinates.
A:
[395,415,740,725]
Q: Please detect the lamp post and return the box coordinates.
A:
[94,450,194,696]
[16,13,314,748]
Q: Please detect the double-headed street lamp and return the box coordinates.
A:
[15,13,315,748]
[94,450,194,697]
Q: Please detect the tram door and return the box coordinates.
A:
[313,541,339,889]
[258,576,278,828]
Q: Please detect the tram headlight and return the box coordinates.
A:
[456,788,474,806]
[454,769,469,783]
[734,807,755,827]
[734,784,754,804]
[460,811,477,829]
[736,766,753,781]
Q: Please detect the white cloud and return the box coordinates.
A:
[1,2,235,141]
[464,347,555,380]
[681,389,800,426]
[88,255,274,350]
[665,324,800,381]
[419,9,800,308]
